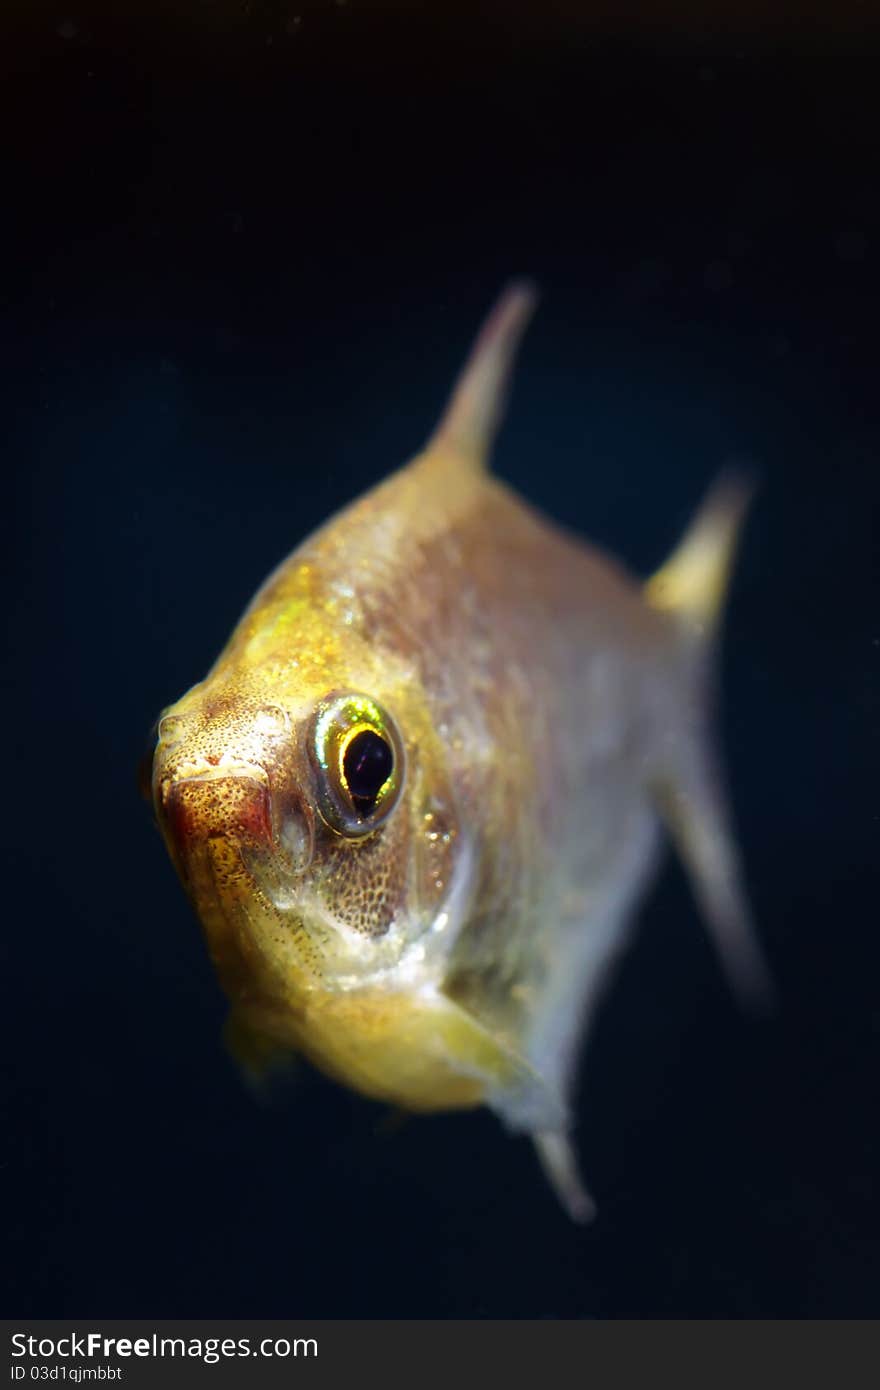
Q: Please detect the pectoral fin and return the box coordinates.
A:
[223,1008,300,1093]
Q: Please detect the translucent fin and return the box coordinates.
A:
[533,1132,596,1224]
[656,742,775,1013]
[647,474,773,1010]
[428,280,537,469]
[223,1009,299,1094]
[373,1108,411,1138]
[645,473,754,637]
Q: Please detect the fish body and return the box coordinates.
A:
[149,286,770,1219]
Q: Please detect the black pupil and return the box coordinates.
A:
[343,730,393,811]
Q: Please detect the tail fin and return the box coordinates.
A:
[427,281,538,470]
[644,473,754,639]
[655,737,775,1013]
[646,476,775,1012]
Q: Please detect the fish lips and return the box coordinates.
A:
[157,765,315,894]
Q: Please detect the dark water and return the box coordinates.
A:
[4,3,878,1317]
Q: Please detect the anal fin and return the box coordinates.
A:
[533,1132,596,1224]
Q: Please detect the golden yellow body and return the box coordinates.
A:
[149,286,770,1219]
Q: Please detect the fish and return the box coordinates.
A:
[146,283,772,1221]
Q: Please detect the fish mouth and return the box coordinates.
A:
[161,766,272,849]
[156,764,323,994]
[158,761,314,879]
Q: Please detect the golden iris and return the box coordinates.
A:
[309,693,405,837]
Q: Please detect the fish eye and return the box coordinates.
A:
[309,693,404,838]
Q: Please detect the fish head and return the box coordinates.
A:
[148,625,465,1015]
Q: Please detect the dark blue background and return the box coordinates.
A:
[4,1,878,1317]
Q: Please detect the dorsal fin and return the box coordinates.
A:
[427,280,538,469]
